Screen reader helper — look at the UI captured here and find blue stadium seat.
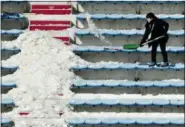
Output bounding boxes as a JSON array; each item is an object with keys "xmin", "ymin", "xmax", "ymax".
[
  {"xmin": 1, "ymin": 82, "xmax": 16, "ymax": 88},
  {"xmin": 101, "ymin": 118, "xmax": 119, "ymax": 124},
  {"xmin": 1, "ymin": 65, "xmax": 19, "ymax": 71},
  {"xmin": 169, "ymin": 47, "xmax": 184, "ymax": 53},
  {"xmin": 69, "ymin": 98, "xmax": 85, "ymax": 105},
  {"xmin": 75, "ymin": 29, "xmax": 90, "ymax": 36},
  {"xmin": 1, "ymin": 118, "xmax": 12, "ymax": 124},
  {"xmin": 104, "ymin": 64, "xmax": 120, "ymax": 70},
  {"xmin": 170, "ymin": 81, "xmax": 184, "ymax": 87},
  {"xmin": 67, "ymin": 117, "xmax": 85, "ymax": 125},
  {"xmin": 1, "ymin": 29, "xmax": 24, "ymax": 35},
  {"xmin": 136, "ymin": 99, "xmax": 153, "ymax": 105},
  {"xmin": 119, "ymin": 81, "xmax": 136, "ymax": 87},
  {"xmin": 153, "ymin": 118, "xmax": 170, "ymax": 124},
  {"xmin": 135, "ymin": 118, "xmax": 153, "ymax": 124},
  {"xmin": 103, "ymin": 30, "xmax": 121, "ymax": 36},
  {"xmin": 1, "ymin": 98, "xmax": 14, "ymax": 105},
  {"xmin": 72, "ymin": 65, "xmax": 88, "ymax": 71},
  {"xmin": 85, "ymin": 98, "xmax": 101, "ymax": 105},
  {"xmin": 73, "ymin": 46, "xmax": 89, "ymax": 52},
  {"xmin": 136, "ymin": 64, "xmax": 152, "ymax": 70},
  {"xmin": 118, "ymin": 118, "xmax": 135, "ymax": 124},
  {"xmin": 91, "ymin": 14, "xmax": 107, "ymax": 19},
  {"xmin": 88, "ymin": 64, "xmax": 104, "ymax": 70},
  {"xmin": 169, "ymin": 14, "xmax": 184, "ymax": 20},
  {"xmin": 1, "ymin": 48, "xmax": 21, "ymax": 53},
  {"xmin": 1, "ymin": 13, "xmax": 25, "ymax": 19},
  {"xmin": 170, "ymin": 99, "xmax": 184, "ymax": 106},
  {"xmin": 153, "ymin": 81, "xmax": 171, "ymax": 87},
  {"xmin": 120, "ymin": 63, "xmax": 136, "ymax": 69},
  {"xmin": 101, "ymin": 99, "xmax": 119, "ymax": 105},
  {"xmin": 85, "ymin": 118, "xmax": 101, "ymax": 124},
  {"xmin": 119, "ymin": 99, "xmax": 136, "ymax": 105},
  {"xmin": 107, "ymin": 14, "xmax": 123, "ymax": 19},
  {"xmin": 86, "ymin": 80, "xmax": 103, "ymax": 87},
  {"xmin": 152, "ymin": 99, "xmax": 170, "ymax": 106},
  {"xmin": 168, "ymin": 30, "xmax": 184, "ymax": 36},
  {"xmin": 136, "ymin": 81, "xmax": 153, "ymax": 87},
  {"xmin": 103, "ymin": 81, "xmax": 120, "ymax": 87},
  {"xmin": 170, "ymin": 117, "xmax": 184, "ymax": 125}
]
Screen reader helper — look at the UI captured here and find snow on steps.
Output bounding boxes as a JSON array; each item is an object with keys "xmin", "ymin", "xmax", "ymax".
[
  {"xmin": 67, "ymin": 112, "xmax": 184, "ymax": 125},
  {"xmin": 73, "ymin": 46, "xmax": 185, "ymax": 53},
  {"xmin": 76, "ymin": 14, "xmax": 184, "ymax": 20},
  {"xmin": 69, "ymin": 94, "xmax": 184, "ymax": 106},
  {"xmin": 72, "ymin": 63, "xmax": 184, "ymax": 70},
  {"xmin": 72, "ymin": 79, "xmax": 184, "ymax": 88},
  {"xmin": 2, "ymin": 46, "xmax": 184, "ymax": 53}
]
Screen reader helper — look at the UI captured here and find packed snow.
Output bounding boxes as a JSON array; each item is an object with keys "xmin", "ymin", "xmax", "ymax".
[{"xmin": 1, "ymin": 31, "xmax": 88, "ymax": 127}]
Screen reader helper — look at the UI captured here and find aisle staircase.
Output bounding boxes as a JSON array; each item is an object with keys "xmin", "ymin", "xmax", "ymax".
[{"xmin": 1, "ymin": 1, "xmax": 73, "ymax": 127}]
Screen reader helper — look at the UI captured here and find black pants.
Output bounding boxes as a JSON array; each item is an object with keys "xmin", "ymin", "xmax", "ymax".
[{"xmin": 151, "ymin": 37, "xmax": 168, "ymax": 63}]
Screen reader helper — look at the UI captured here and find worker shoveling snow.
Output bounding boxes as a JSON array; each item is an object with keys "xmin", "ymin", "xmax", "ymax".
[{"xmin": 1, "ymin": 31, "xmax": 88, "ymax": 127}]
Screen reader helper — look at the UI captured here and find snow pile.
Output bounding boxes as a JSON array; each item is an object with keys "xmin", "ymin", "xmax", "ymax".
[{"xmin": 2, "ymin": 31, "xmax": 88, "ymax": 127}]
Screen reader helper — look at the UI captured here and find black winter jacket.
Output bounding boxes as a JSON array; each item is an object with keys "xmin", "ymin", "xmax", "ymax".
[{"xmin": 140, "ymin": 17, "xmax": 169, "ymax": 46}]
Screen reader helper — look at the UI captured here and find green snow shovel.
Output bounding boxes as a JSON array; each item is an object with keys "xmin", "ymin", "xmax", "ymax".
[
  {"xmin": 104, "ymin": 35, "xmax": 166, "ymax": 50},
  {"xmin": 123, "ymin": 35, "xmax": 166, "ymax": 50}
]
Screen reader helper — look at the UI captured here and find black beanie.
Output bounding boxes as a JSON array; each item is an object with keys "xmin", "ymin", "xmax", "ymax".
[{"xmin": 146, "ymin": 12, "xmax": 155, "ymax": 18}]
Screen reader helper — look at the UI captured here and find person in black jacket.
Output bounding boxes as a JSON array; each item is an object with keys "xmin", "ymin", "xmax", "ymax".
[{"xmin": 139, "ymin": 12, "xmax": 169, "ymax": 67}]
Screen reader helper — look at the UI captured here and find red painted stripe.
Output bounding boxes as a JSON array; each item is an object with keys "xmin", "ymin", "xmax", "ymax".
[
  {"xmin": 32, "ymin": 4, "xmax": 71, "ymax": 9},
  {"xmin": 31, "ymin": 9, "xmax": 72, "ymax": 15},
  {"xmin": 29, "ymin": 25, "xmax": 70, "ymax": 31},
  {"xmin": 19, "ymin": 112, "xmax": 30, "ymax": 116},
  {"xmin": 54, "ymin": 37, "xmax": 70, "ymax": 42},
  {"xmin": 30, "ymin": 20, "xmax": 71, "ymax": 25}
]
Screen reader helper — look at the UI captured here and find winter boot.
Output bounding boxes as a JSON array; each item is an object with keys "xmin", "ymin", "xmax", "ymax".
[
  {"xmin": 148, "ymin": 62, "xmax": 156, "ymax": 67},
  {"xmin": 160, "ymin": 62, "xmax": 169, "ymax": 67}
]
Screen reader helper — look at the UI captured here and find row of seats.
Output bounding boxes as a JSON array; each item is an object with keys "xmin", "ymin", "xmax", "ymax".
[
  {"xmin": 67, "ymin": 116, "xmax": 184, "ymax": 125},
  {"xmin": 77, "ymin": 0, "xmax": 184, "ymax": 3},
  {"xmin": 73, "ymin": 46, "xmax": 184, "ymax": 53},
  {"xmin": 69, "ymin": 98, "xmax": 184, "ymax": 106},
  {"xmin": 2, "ymin": 63, "xmax": 183, "ymax": 72},
  {"xmin": 75, "ymin": 29, "xmax": 184, "ymax": 36},
  {"xmin": 72, "ymin": 63, "xmax": 184, "ymax": 70},
  {"xmin": 7, "ymin": 13, "xmax": 183, "ymax": 21},
  {"xmin": 72, "ymin": 80, "xmax": 184, "ymax": 87},
  {"xmin": 77, "ymin": 14, "xmax": 184, "ymax": 20},
  {"xmin": 1, "ymin": 29, "xmax": 184, "ymax": 36},
  {"xmin": 2, "ymin": 46, "xmax": 184, "ymax": 53}
]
